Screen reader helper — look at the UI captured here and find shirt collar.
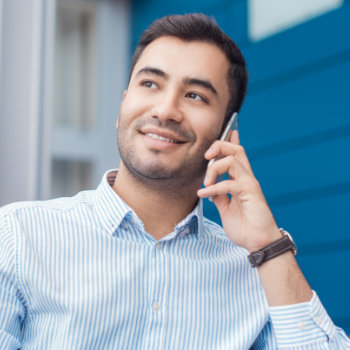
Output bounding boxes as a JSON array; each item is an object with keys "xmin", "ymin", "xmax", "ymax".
[
  {"xmin": 94, "ymin": 170, "xmax": 133, "ymax": 235},
  {"xmin": 94, "ymin": 169, "xmax": 205, "ymax": 239},
  {"xmin": 173, "ymin": 198, "xmax": 204, "ymax": 239}
]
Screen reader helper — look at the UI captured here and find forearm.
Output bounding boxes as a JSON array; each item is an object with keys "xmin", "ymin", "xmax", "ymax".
[
  {"xmin": 255, "ymin": 251, "xmax": 350, "ymax": 349},
  {"xmin": 199, "ymin": 133, "xmax": 349, "ymax": 347},
  {"xmin": 257, "ymin": 250, "xmax": 313, "ymax": 306}
]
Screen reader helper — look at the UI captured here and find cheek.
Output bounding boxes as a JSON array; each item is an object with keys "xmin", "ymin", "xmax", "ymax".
[
  {"xmin": 195, "ymin": 119, "xmax": 223, "ymax": 143},
  {"xmin": 120, "ymin": 96, "xmax": 146, "ymax": 125}
]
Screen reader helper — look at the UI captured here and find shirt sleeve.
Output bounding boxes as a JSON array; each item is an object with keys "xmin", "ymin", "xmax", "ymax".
[
  {"xmin": 0, "ymin": 211, "xmax": 25, "ymax": 349},
  {"xmin": 255, "ymin": 291, "xmax": 350, "ymax": 349}
]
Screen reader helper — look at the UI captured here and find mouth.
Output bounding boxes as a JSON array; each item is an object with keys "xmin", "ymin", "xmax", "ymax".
[
  {"xmin": 144, "ymin": 133, "xmax": 183, "ymax": 144},
  {"xmin": 139, "ymin": 127, "xmax": 187, "ymax": 145}
]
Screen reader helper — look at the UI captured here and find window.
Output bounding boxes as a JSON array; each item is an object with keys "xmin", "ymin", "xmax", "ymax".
[
  {"xmin": 54, "ymin": 1, "xmax": 96, "ymax": 129},
  {"xmin": 248, "ymin": 0, "xmax": 343, "ymax": 41},
  {"xmin": 51, "ymin": 159, "xmax": 93, "ymax": 197}
]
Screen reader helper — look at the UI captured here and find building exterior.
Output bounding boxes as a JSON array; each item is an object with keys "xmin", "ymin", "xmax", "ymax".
[{"xmin": 0, "ymin": 0, "xmax": 129, "ymax": 203}]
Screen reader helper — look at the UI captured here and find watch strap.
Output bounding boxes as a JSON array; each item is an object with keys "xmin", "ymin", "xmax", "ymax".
[{"xmin": 248, "ymin": 230, "xmax": 296, "ymax": 267}]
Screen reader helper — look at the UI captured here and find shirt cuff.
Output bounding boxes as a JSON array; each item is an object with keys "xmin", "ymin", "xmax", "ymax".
[{"xmin": 268, "ymin": 291, "xmax": 337, "ymax": 348}]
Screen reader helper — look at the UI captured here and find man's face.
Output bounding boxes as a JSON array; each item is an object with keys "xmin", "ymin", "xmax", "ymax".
[{"xmin": 117, "ymin": 36, "xmax": 230, "ymax": 189}]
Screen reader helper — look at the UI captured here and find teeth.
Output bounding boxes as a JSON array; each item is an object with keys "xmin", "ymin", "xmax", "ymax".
[{"xmin": 146, "ymin": 133, "xmax": 179, "ymax": 143}]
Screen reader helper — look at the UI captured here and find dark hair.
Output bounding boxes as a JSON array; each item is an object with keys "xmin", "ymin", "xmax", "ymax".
[{"xmin": 130, "ymin": 13, "xmax": 248, "ymax": 127}]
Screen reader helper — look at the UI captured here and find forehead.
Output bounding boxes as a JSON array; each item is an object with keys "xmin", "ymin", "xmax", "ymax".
[{"xmin": 132, "ymin": 36, "xmax": 230, "ymax": 90}]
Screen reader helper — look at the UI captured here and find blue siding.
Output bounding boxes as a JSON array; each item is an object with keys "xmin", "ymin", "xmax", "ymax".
[
  {"xmin": 243, "ymin": 59, "xmax": 350, "ymax": 148},
  {"xmin": 252, "ymin": 136, "xmax": 350, "ymax": 199},
  {"xmin": 131, "ymin": 0, "xmax": 350, "ymax": 333},
  {"xmin": 298, "ymin": 250, "xmax": 350, "ymax": 328}
]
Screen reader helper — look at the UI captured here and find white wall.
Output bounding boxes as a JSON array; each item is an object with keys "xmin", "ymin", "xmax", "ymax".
[
  {"xmin": 0, "ymin": 0, "xmax": 54, "ymax": 205},
  {"xmin": 0, "ymin": 0, "xmax": 129, "ymax": 206}
]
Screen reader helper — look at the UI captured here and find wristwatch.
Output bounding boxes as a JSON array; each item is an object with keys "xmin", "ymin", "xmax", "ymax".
[{"xmin": 248, "ymin": 229, "xmax": 297, "ymax": 268}]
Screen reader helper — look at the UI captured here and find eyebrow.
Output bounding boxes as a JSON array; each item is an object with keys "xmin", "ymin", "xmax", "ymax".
[
  {"xmin": 136, "ymin": 66, "xmax": 218, "ymax": 96},
  {"xmin": 136, "ymin": 66, "xmax": 169, "ymax": 79},
  {"xmin": 183, "ymin": 77, "xmax": 218, "ymax": 96}
]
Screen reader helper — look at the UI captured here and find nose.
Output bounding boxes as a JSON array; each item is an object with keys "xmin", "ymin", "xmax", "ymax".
[{"xmin": 150, "ymin": 89, "xmax": 183, "ymax": 123}]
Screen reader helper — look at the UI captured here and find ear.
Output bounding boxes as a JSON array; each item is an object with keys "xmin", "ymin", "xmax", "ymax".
[{"xmin": 116, "ymin": 90, "xmax": 128, "ymax": 129}]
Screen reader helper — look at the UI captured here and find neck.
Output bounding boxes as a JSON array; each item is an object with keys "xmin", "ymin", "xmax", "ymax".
[{"xmin": 112, "ymin": 163, "xmax": 201, "ymax": 240}]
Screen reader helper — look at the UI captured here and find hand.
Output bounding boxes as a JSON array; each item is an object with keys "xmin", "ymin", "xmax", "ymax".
[{"xmin": 197, "ymin": 130, "xmax": 281, "ymax": 252}]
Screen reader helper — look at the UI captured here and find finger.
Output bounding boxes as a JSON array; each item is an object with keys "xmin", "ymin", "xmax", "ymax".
[
  {"xmin": 205, "ymin": 143, "xmax": 253, "ymax": 176},
  {"xmin": 205, "ymin": 141, "xmax": 246, "ymax": 162},
  {"xmin": 212, "ymin": 193, "xmax": 246, "ymax": 224},
  {"xmin": 211, "ymin": 192, "xmax": 230, "ymax": 211},
  {"xmin": 204, "ymin": 155, "xmax": 249, "ymax": 187},
  {"xmin": 198, "ymin": 179, "xmax": 242, "ymax": 198},
  {"xmin": 230, "ymin": 129, "xmax": 240, "ymax": 145}
]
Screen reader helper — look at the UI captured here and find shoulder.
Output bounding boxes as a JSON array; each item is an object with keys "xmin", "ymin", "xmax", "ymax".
[
  {"xmin": 0, "ymin": 190, "xmax": 96, "ymax": 231},
  {"xmin": 202, "ymin": 216, "xmax": 225, "ymax": 236},
  {"xmin": 201, "ymin": 216, "xmax": 230, "ymax": 242},
  {"xmin": 200, "ymin": 216, "xmax": 262, "ymax": 286},
  {"xmin": 1, "ymin": 190, "xmax": 94, "ymax": 212},
  {"xmin": 201, "ymin": 216, "xmax": 248, "ymax": 255}
]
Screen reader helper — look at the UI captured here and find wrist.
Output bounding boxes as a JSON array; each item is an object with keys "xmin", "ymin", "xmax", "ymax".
[
  {"xmin": 247, "ymin": 227, "xmax": 282, "ymax": 253},
  {"xmin": 248, "ymin": 229, "xmax": 297, "ymax": 268}
]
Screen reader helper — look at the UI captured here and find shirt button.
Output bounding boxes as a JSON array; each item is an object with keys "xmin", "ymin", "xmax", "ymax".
[
  {"xmin": 152, "ymin": 302, "xmax": 160, "ymax": 311},
  {"xmin": 297, "ymin": 321, "xmax": 306, "ymax": 330},
  {"xmin": 315, "ymin": 317, "xmax": 322, "ymax": 325},
  {"xmin": 155, "ymin": 243, "xmax": 162, "ymax": 250}
]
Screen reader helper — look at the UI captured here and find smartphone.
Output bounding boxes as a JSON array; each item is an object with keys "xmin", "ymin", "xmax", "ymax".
[
  {"xmin": 207, "ymin": 112, "xmax": 239, "ymax": 168},
  {"xmin": 205, "ymin": 112, "xmax": 238, "ymax": 201}
]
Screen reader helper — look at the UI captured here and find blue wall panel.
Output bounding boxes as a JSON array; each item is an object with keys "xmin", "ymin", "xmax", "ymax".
[
  {"xmin": 242, "ymin": 59, "xmax": 350, "ymax": 148},
  {"xmin": 272, "ymin": 193, "xmax": 350, "ymax": 247},
  {"xmin": 298, "ymin": 250, "xmax": 350, "ymax": 324},
  {"xmin": 130, "ymin": 0, "xmax": 248, "ymax": 52},
  {"xmin": 252, "ymin": 136, "xmax": 350, "ymax": 198},
  {"xmin": 243, "ymin": 5, "xmax": 350, "ymax": 84},
  {"xmin": 131, "ymin": 0, "xmax": 350, "ymax": 334}
]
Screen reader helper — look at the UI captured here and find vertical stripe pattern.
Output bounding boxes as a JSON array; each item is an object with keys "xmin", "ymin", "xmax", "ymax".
[{"xmin": 0, "ymin": 170, "xmax": 349, "ymax": 349}]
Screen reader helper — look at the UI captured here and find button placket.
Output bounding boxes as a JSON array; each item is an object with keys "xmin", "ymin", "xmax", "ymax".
[
  {"xmin": 152, "ymin": 301, "xmax": 161, "ymax": 312},
  {"xmin": 143, "ymin": 241, "xmax": 168, "ymax": 349}
]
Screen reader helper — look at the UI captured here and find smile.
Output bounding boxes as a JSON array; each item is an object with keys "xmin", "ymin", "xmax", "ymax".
[{"xmin": 145, "ymin": 133, "xmax": 182, "ymax": 144}]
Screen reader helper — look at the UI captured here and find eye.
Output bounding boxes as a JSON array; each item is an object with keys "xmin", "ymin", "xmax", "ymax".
[
  {"xmin": 141, "ymin": 80, "xmax": 157, "ymax": 89},
  {"xmin": 186, "ymin": 92, "xmax": 208, "ymax": 103}
]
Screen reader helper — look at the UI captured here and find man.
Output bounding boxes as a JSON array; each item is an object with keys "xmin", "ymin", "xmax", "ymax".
[{"xmin": 0, "ymin": 13, "xmax": 349, "ymax": 349}]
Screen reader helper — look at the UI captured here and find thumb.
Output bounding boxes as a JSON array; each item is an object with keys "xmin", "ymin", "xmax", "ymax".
[{"xmin": 212, "ymin": 193, "xmax": 230, "ymax": 213}]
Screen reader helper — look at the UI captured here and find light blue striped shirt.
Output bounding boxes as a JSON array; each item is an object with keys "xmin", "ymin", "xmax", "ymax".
[{"xmin": 0, "ymin": 170, "xmax": 349, "ymax": 349}]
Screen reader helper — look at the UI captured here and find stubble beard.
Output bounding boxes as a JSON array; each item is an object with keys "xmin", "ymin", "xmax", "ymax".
[{"xmin": 117, "ymin": 122, "xmax": 215, "ymax": 195}]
